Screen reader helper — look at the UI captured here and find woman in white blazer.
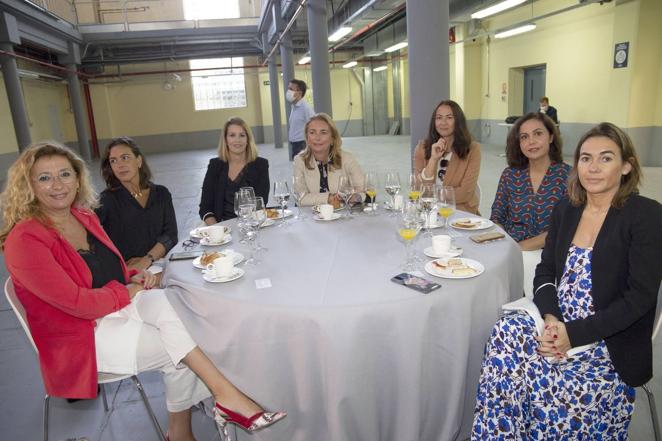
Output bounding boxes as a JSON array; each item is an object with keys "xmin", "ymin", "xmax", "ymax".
[{"xmin": 293, "ymin": 113, "xmax": 365, "ymax": 207}]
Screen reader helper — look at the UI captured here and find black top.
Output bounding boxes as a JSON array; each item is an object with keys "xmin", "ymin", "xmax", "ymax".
[
  {"xmin": 78, "ymin": 232, "xmax": 125, "ymax": 288},
  {"xmin": 542, "ymin": 106, "xmax": 559, "ymax": 124},
  {"xmin": 534, "ymin": 195, "xmax": 662, "ymax": 386},
  {"xmin": 199, "ymin": 157, "xmax": 270, "ymax": 221},
  {"xmin": 96, "ymin": 183, "xmax": 178, "ymax": 261},
  {"xmin": 223, "ymin": 172, "xmax": 246, "ymax": 220}
]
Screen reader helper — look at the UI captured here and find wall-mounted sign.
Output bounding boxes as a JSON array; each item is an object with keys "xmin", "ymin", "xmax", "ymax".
[
  {"xmin": 263, "ymin": 80, "xmax": 270, "ymax": 85},
  {"xmin": 613, "ymin": 42, "xmax": 629, "ymax": 68}
]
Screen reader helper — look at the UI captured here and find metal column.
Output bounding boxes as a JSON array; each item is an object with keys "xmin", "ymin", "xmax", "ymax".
[
  {"xmin": 262, "ymin": 33, "xmax": 283, "ymax": 148},
  {"xmin": 65, "ymin": 64, "xmax": 92, "ymax": 159},
  {"xmin": 0, "ymin": 42, "xmax": 31, "ymax": 151},
  {"xmin": 274, "ymin": 1, "xmax": 295, "ymax": 125},
  {"xmin": 406, "ymin": 0, "xmax": 450, "ymax": 153},
  {"xmin": 306, "ymin": 0, "xmax": 332, "ymax": 115}
]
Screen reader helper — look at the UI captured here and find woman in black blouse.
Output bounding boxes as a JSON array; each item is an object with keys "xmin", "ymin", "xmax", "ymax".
[
  {"xmin": 199, "ymin": 117, "xmax": 270, "ymax": 225},
  {"xmin": 97, "ymin": 137, "xmax": 178, "ymax": 271}
]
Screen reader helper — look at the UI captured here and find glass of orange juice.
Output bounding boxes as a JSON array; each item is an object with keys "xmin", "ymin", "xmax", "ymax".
[
  {"xmin": 397, "ymin": 201, "xmax": 423, "ymax": 270},
  {"xmin": 408, "ymin": 173, "xmax": 421, "ymax": 201},
  {"xmin": 365, "ymin": 171, "xmax": 378, "ymax": 215},
  {"xmin": 437, "ymin": 186, "xmax": 456, "ymax": 231}
]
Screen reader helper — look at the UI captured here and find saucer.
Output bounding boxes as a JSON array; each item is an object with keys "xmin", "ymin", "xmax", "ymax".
[
  {"xmin": 202, "ymin": 267, "xmax": 245, "ymax": 283},
  {"xmin": 423, "ymin": 246, "xmax": 463, "ymax": 258},
  {"xmin": 200, "ymin": 235, "xmax": 232, "ymax": 246},
  {"xmin": 190, "ymin": 225, "xmax": 231, "ymax": 239},
  {"xmin": 193, "ymin": 250, "xmax": 244, "ymax": 269},
  {"xmin": 313, "ymin": 213, "xmax": 342, "ymax": 221}
]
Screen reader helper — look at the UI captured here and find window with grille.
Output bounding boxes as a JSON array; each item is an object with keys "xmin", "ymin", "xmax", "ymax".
[{"xmin": 189, "ymin": 58, "xmax": 246, "ymax": 111}]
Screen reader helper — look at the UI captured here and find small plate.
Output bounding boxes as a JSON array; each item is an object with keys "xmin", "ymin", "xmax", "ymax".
[
  {"xmin": 192, "ymin": 251, "xmax": 244, "ymax": 269},
  {"xmin": 450, "ymin": 218, "xmax": 494, "ymax": 231},
  {"xmin": 202, "ymin": 267, "xmax": 245, "ymax": 283},
  {"xmin": 423, "ymin": 246, "xmax": 463, "ymax": 259},
  {"xmin": 424, "ymin": 257, "xmax": 485, "ymax": 279},
  {"xmin": 260, "ymin": 218, "xmax": 276, "ymax": 228},
  {"xmin": 200, "ymin": 235, "xmax": 232, "ymax": 246},
  {"xmin": 265, "ymin": 209, "xmax": 293, "ymax": 220},
  {"xmin": 313, "ymin": 213, "xmax": 342, "ymax": 221},
  {"xmin": 312, "ymin": 205, "xmax": 344, "ymax": 214},
  {"xmin": 190, "ymin": 225, "xmax": 231, "ymax": 239}
]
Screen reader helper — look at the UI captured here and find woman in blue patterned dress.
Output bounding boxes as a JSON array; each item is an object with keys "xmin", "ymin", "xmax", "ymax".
[
  {"xmin": 472, "ymin": 123, "xmax": 662, "ymax": 439},
  {"xmin": 491, "ymin": 113, "xmax": 571, "ymax": 251}
]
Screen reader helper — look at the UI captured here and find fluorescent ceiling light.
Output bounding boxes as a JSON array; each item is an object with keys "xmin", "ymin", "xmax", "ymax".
[
  {"xmin": 471, "ymin": 0, "xmax": 527, "ymax": 19},
  {"xmin": 365, "ymin": 51, "xmax": 383, "ymax": 57},
  {"xmin": 343, "ymin": 61, "xmax": 358, "ymax": 69},
  {"xmin": 494, "ymin": 23, "xmax": 536, "ymax": 39},
  {"xmin": 373, "ymin": 65, "xmax": 387, "ymax": 72},
  {"xmin": 297, "ymin": 56, "xmax": 311, "ymax": 65},
  {"xmin": 384, "ymin": 42, "xmax": 408, "ymax": 53},
  {"xmin": 328, "ymin": 27, "xmax": 352, "ymax": 42}
]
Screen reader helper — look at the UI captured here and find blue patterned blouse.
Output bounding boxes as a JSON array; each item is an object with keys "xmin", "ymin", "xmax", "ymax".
[{"xmin": 490, "ymin": 162, "xmax": 571, "ymax": 242}]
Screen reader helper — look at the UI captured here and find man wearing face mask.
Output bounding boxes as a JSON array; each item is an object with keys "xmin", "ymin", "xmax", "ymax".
[
  {"xmin": 286, "ymin": 79, "xmax": 315, "ymax": 161},
  {"xmin": 539, "ymin": 96, "xmax": 559, "ymax": 124}
]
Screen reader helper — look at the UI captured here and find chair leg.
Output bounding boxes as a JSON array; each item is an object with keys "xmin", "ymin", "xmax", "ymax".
[
  {"xmin": 43, "ymin": 394, "xmax": 50, "ymax": 441},
  {"xmin": 101, "ymin": 383, "xmax": 109, "ymax": 412},
  {"xmin": 131, "ymin": 375, "xmax": 167, "ymax": 441},
  {"xmin": 643, "ymin": 383, "xmax": 662, "ymax": 441}
]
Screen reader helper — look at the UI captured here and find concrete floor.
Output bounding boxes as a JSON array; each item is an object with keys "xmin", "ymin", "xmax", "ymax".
[{"xmin": 1, "ymin": 135, "xmax": 660, "ymax": 441}]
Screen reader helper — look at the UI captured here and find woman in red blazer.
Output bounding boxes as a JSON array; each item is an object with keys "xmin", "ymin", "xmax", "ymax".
[{"xmin": 0, "ymin": 142, "xmax": 285, "ymax": 440}]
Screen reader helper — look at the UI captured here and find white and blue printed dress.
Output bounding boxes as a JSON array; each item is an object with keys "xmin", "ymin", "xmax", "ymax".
[{"xmin": 472, "ymin": 245, "xmax": 635, "ymax": 440}]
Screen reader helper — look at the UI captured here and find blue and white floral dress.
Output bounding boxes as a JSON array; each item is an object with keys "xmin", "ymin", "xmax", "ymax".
[{"xmin": 472, "ymin": 245, "xmax": 635, "ymax": 440}]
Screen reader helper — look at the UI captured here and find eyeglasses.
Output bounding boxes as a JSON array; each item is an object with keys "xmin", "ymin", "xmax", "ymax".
[
  {"xmin": 181, "ymin": 239, "xmax": 199, "ymax": 251},
  {"xmin": 437, "ymin": 159, "xmax": 449, "ymax": 181},
  {"xmin": 32, "ymin": 169, "xmax": 77, "ymax": 188}
]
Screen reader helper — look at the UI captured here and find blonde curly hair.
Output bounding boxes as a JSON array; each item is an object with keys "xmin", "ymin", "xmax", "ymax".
[{"xmin": 0, "ymin": 141, "xmax": 97, "ymax": 249}]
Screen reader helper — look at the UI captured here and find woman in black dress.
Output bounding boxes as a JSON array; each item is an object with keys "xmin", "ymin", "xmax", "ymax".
[{"xmin": 199, "ymin": 117, "xmax": 270, "ymax": 225}]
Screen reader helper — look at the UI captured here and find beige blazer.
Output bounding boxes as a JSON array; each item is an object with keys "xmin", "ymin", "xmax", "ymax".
[
  {"xmin": 293, "ymin": 150, "xmax": 365, "ymax": 206},
  {"xmin": 413, "ymin": 140, "xmax": 481, "ymax": 214}
]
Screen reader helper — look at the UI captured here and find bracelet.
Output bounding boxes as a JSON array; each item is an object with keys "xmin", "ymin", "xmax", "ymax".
[{"xmin": 420, "ymin": 167, "xmax": 433, "ymax": 181}]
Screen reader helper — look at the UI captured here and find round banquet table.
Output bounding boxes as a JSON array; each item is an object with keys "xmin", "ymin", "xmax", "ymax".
[{"xmin": 164, "ymin": 210, "xmax": 523, "ymax": 441}]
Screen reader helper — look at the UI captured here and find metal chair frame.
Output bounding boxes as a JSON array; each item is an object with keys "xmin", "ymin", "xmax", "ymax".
[{"xmin": 4, "ymin": 278, "xmax": 166, "ymax": 441}]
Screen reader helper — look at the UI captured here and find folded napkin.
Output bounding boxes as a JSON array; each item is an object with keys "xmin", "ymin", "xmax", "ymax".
[{"xmin": 502, "ymin": 297, "xmax": 595, "ymax": 359}]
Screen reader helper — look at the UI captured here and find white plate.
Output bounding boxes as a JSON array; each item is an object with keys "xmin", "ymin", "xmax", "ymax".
[
  {"xmin": 200, "ymin": 235, "xmax": 232, "ymax": 246},
  {"xmin": 265, "ymin": 209, "xmax": 293, "ymax": 220},
  {"xmin": 423, "ymin": 246, "xmax": 463, "ymax": 259},
  {"xmin": 450, "ymin": 217, "xmax": 494, "ymax": 231},
  {"xmin": 313, "ymin": 213, "xmax": 342, "ymax": 221},
  {"xmin": 260, "ymin": 218, "xmax": 276, "ymax": 228},
  {"xmin": 202, "ymin": 267, "xmax": 245, "ymax": 283},
  {"xmin": 311, "ymin": 205, "xmax": 344, "ymax": 215},
  {"xmin": 424, "ymin": 257, "xmax": 485, "ymax": 279},
  {"xmin": 190, "ymin": 225, "xmax": 231, "ymax": 239},
  {"xmin": 192, "ymin": 251, "xmax": 245, "ymax": 269}
]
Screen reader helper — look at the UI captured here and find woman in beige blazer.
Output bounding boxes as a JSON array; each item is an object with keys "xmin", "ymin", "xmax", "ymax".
[
  {"xmin": 293, "ymin": 113, "xmax": 365, "ymax": 207},
  {"xmin": 413, "ymin": 100, "xmax": 481, "ymax": 214}
]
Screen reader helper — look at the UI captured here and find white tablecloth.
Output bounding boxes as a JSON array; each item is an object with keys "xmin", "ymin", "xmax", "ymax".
[{"xmin": 164, "ymin": 210, "xmax": 523, "ymax": 441}]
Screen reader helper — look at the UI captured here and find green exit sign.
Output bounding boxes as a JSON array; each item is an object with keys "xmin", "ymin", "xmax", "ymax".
[{"xmin": 263, "ymin": 80, "xmax": 270, "ymax": 85}]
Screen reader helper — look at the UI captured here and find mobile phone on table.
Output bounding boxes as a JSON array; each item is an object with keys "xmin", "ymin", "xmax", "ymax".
[
  {"xmin": 470, "ymin": 231, "xmax": 505, "ymax": 244},
  {"xmin": 169, "ymin": 251, "xmax": 203, "ymax": 261},
  {"xmin": 391, "ymin": 273, "xmax": 441, "ymax": 294}
]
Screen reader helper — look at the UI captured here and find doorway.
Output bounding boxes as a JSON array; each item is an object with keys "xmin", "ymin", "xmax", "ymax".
[{"xmin": 523, "ymin": 65, "xmax": 546, "ymax": 114}]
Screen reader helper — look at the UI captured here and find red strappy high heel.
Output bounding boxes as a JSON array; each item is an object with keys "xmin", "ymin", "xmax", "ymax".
[{"xmin": 213, "ymin": 402, "xmax": 286, "ymax": 440}]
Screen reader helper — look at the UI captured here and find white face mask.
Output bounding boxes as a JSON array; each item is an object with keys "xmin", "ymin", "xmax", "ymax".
[{"xmin": 286, "ymin": 90, "xmax": 296, "ymax": 103}]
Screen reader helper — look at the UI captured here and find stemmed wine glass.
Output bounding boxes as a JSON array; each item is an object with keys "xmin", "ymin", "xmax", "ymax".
[
  {"xmin": 291, "ymin": 175, "xmax": 308, "ymax": 221},
  {"xmin": 234, "ymin": 188, "xmax": 255, "ymax": 243},
  {"xmin": 384, "ymin": 171, "xmax": 401, "ymax": 215},
  {"xmin": 273, "ymin": 180, "xmax": 290, "ymax": 227},
  {"xmin": 408, "ymin": 173, "xmax": 422, "ymax": 202},
  {"xmin": 252, "ymin": 196, "xmax": 268, "ymax": 252},
  {"xmin": 245, "ymin": 197, "xmax": 266, "ymax": 265},
  {"xmin": 419, "ymin": 184, "xmax": 437, "ymax": 236},
  {"xmin": 437, "ymin": 185, "xmax": 457, "ymax": 236},
  {"xmin": 337, "ymin": 175, "xmax": 354, "ymax": 219},
  {"xmin": 364, "ymin": 171, "xmax": 378, "ymax": 215},
  {"xmin": 396, "ymin": 200, "xmax": 424, "ymax": 271}
]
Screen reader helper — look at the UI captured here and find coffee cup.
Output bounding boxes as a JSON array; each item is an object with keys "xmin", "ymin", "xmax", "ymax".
[
  {"xmin": 206, "ymin": 255, "xmax": 234, "ymax": 278},
  {"xmin": 203, "ymin": 225, "xmax": 226, "ymax": 243},
  {"xmin": 319, "ymin": 204, "xmax": 334, "ymax": 220},
  {"xmin": 432, "ymin": 234, "xmax": 451, "ymax": 255},
  {"xmin": 393, "ymin": 194, "xmax": 404, "ymax": 210}
]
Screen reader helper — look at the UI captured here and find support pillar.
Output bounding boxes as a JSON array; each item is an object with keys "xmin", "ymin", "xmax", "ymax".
[
  {"xmin": 60, "ymin": 43, "xmax": 92, "ymax": 160},
  {"xmin": 274, "ymin": 1, "xmax": 295, "ymax": 124},
  {"xmin": 262, "ymin": 33, "xmax": 283, "ymax": 148},
  {"xmin": 406, "ymin": 0, "xmax": 450, "ymax": 153},
  {"xmin": 306, "ymin": 0, "xmax": 332, "ymax": 115}
]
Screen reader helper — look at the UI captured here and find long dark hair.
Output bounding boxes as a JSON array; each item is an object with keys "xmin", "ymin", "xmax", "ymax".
[
  {"xmin": 423, "ymin": 100, "xmax": 473, "ymax": 160},
  {"xmin": 101, "ymin": 136, "xmax": 152, "ymax": 190},
  {"xmin": 506, "ymin": 112, "xmax": 563, "ymax": 168}
]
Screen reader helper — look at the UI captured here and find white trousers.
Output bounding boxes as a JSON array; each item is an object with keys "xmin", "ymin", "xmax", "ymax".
[{"xmin": 95, "ymin": 289, "xmax": 212, "ymax": 412}]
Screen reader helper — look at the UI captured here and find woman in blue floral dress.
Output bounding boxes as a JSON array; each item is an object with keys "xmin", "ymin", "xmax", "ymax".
[{"xmin": 473, "ymin": 123, "xmax": 662, "ymax": 439}]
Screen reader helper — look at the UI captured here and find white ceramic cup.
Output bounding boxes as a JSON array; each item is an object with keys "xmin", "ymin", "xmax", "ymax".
[
  {"xmin": 204, "ymin": 225, "xmax": 226, "ymax": 243},
  {"xmin": 206, "ymin": 255, "xmax": 234, "ymax": 278},
  {"xmin": 319, "ymin": 204, "xmax": 334, "ymax": 220},
  {"xmin": 432, "ymin": 234, "xmax": 452, "ymax": 255},
  {"xmin": 393, "ymin": 194, "xmax": 404, "ymax": 210}
]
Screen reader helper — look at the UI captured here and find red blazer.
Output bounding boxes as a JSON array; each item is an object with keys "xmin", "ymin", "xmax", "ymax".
[{"xmin": 4, "ymin": 207, "xmax": 132, "ymax": 398}]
